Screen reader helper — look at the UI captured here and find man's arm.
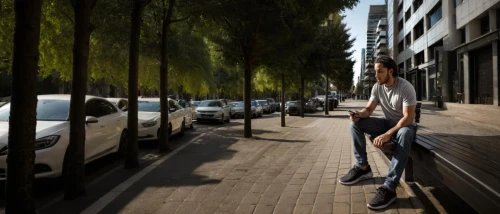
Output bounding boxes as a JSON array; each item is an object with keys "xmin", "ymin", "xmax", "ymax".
[
  {"xmin": 349, "ymin": 100, "xmax": 377, "ymax": 122},
  {"xmin": 357, "ymin": 100, "xmax": 377, "ymax": 118},
  {"xmin": 373, "ymin": 105, "xmax": 416, "ymax": 148}
]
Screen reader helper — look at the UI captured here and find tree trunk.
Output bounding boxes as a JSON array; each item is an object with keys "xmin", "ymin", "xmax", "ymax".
[
  {"xmin": 243, "ymin": 48, "xmax": 252, "ymax": 138},
  {"xmin": 158, "ymin": 0, "xmax": 176, "ymax": 151},
  {"xmin": 6, "ymin": 0, "xmax": 42, "ymax": 213},
  {"xmin": 300, "ymin": 75, "xmax": 304, "ymax": 118},
  {"xmin": 125, "ymin": 0, "xmax": 148, "ymax": 168},
  {"xmin": 324, "ymin": 75, "xmax": 329, "ymax": 115},
  {"xmin": 281, "ymin": 73, "xmax": 285, "ymax": 127},
  {"xmin": 64, "ymin": 0, "xmax": 96, "ymax": 199}
]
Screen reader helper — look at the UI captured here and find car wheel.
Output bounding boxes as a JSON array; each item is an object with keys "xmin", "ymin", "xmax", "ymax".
[
  {"xmin": 180, "ymin": 120, "xmax": 186, "ymax": 136},
  {"xmin": 118, "ymin": 130, "xmax": 127, "ymax": 156}
]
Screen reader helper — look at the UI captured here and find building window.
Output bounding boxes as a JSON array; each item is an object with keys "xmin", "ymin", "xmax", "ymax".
[
  {"xmin": 497, "ymin": 9, "xmax": 500, "ymax": 29},
  {"xmin": 414, "ymin": 20, "xmax": 424, "ymax": 40},
  {"xmin": 480, "ymin": 15, "xmax": 490, "ymax": 35},
  {"xmin": 428, "ymin": 40, "xmax": 443, "ymax": 61},
  {"xmin": 428, "ymin": 47, "xmax": 435, "ymax": 61},
  {"xmin": 398, "ymin": 19, "xmax": 404, "ymax": 31},
  {"xmin": 405, "ymin": 8, "xmax": 412, "ymax": 22},
  {"xmin": 413, "ymin": 0, "xmax": 423, "ymax": 12},
  {"xmin": 398, "ymin": 41, "xmax": 404, "ymax": 53},
  {"xmin": 460, "ymin": 28, "xmax": 466, "ymax": 44},
  {"xmin": 398, "ymin": 2, "xmax": 403, "ymax": 14},
  {"xmin": 415, "ymin": 51, "xmax": 425, "ymax": 66},
  {"xmin": 405, "ymin": 33, "xmax": 412, "ymax": 47},
  {"xmin": 428, "ymin": 1, "xmax": 442, "ymax": 29},
  {"xmin": 406, "ymin": 58, "xmax": 412, "ymax": 70}
]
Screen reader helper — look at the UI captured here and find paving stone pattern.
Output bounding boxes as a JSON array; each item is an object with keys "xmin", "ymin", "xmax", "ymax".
[{"xmin": 96, "ymin": 108, "xmax": 420, "ymax": 214}]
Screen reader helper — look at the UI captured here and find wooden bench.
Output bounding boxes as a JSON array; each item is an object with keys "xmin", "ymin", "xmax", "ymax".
[{"xmin": 369, "ymin": 103, "xmax": 500, "ymax": 213}]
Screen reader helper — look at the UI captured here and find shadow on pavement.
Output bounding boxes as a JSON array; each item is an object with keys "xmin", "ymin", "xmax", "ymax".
[
  {"xmin": 38, "ymin": 126, "xmax": 241, "ymax": 214},
  {"xmin": 252, "ymin": 136, "xmax": 309, "ymax": 143}
]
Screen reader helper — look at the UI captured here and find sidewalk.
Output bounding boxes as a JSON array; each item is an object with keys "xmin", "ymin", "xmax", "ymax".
[{"xmin": 39, "ymin": 102, "xmax": 424, "ymax": 214}]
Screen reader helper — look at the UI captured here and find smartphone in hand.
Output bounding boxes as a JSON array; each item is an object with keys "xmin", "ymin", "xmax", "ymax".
[{"xmin": 347, "ymin": 110, "xmax": 359, "ymax": 118}]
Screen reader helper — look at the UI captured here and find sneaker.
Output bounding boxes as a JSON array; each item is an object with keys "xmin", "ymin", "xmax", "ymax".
[
  {"xmin": 367, "ymin": 186, "xmax": 397, "ymax": 210},
  {"xmin": 338, "ymin": 165, "xmax": 373, "ymax": 185}
]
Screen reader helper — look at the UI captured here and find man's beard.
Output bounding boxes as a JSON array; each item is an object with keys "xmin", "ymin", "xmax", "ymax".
[{"xmin": 377, "ymin": 75, "xmax": 390, "ymax": 85}]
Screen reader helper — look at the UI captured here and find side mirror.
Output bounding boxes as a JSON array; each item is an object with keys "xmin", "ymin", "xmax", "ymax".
[
  {"xmin": 169, "ymin": 108, "xmax": 176, "ymax": 112},
  {"xmin": 86, "ymin": 116, "xmax": 98, "ymax": 124}
]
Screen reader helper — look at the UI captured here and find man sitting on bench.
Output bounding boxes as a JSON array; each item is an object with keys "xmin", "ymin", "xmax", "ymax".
[{"xmin": 338, "ymin": 55, "xmax": 417, "ymax": 210}]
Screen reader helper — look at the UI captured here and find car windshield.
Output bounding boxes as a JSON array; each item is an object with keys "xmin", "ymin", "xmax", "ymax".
[
  {"xmin": 192, "ymin": 101, "xmax": 201, "ymax": 106},
  {"xmin": 229, "ymin": 103, "xmax": 238, "ymax": 107},
  {"xmin": 138, "ymin": 101, "xmax": 160, "ymax": 112},
  {"xmin": 236, "ymin": 101, "xmax": 257, "ymax": 107},
  {"xmin": 0, "ymin": 99, "xmax": 71, "ymax": 121},
  {"xmin": 257, "ymin": 100, "xmax": 267, "ymax": 105},
  {"xmin": 199, "ymin": 101, "xmax": 221, "ymax": 107}
]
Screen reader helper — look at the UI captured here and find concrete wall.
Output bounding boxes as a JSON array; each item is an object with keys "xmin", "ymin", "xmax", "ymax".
[{"xmin": 456, "ymin": 0, "xmax": 500, "ymax": 29}]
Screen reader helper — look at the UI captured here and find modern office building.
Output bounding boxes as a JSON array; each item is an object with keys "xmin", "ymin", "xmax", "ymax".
[
  {"xmin": 387, "ymin": 0, "xmax": 460, "ymax": 102},
  {"xmin": 375, "ymin": 18, "xmax": 389, "ymax": 57},
  {"xmin": 367, "ymin": 5, "xmax": 388, "ymax": 60},
  {"xmin": 360, "ymin": 48, "xmax": 366, "ymax": 82},
  {"xmin": 455, "ymin": 0, "xmax": 500, "ymax": 106}
]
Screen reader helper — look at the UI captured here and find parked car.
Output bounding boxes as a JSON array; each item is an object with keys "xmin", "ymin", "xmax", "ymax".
[
  {"xmin": 266, "ymin": 98, "xmax": 278, "ymax": 113},
  {"xmin": 229, "ymin": 102, "xmax": 239, "ymax": 118},
  {"xmin": 106, "ymin": 98, "xmax": 128, "ymax": 111},
  {"xmin": 0, "ymin": 102, "xmax": 6, "ymax": 108},
  {"xmin": 195, "ymin": 100, "xmax": 231, "ymax": 123},
  {"xmin": 232, "ymin": 101, "xmax": 263, "ymax": 118},
  {"xmin": 0, "ymin": 95, "xmax": 127, "ymax": 180},
  {"xmin": 305, "ymin": 99, "xmax": 317, "ymax": 113},
  {"xmin": 137, "ymin": 98, "xmax": 186, "ymax": 141},
  {"xmin": 191, "ymin": 101, "xmax": 202, "ymax": 108},
  {"xmin": 287, "ymin": 101, "xmax": 301, "ymax": 116},
  {"xmin": 177, "ymin": 99, "xmax": 195, "ymax": 128},
  {"xmin": 257, "ymin": 100, "xmax": 271, "ymax": 113}
]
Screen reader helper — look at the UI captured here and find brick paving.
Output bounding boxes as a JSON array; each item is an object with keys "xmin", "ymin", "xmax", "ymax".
[{"xmin": 74, "ymin": 103, "xmax": 424, "ymax": 214}]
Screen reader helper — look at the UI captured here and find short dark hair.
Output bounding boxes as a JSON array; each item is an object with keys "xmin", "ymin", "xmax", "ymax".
[{"xmin": 375, "ymin": 55, "xmax": 398, "ymax": 77}]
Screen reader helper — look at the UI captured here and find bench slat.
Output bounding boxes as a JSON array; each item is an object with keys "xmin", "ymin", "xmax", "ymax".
[
  {"xmin": 419, "ymin": 133, "xmax": 500, "ymax": 168},
  {"xmin": 416, "ymin": 134, "xmax": 500, "ymax": 179},
  {"xmin": 410, "ymin": 144, "xmax": 500, "ymax": 214}
]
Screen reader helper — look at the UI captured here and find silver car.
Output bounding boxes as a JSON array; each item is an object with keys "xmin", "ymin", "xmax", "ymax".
[
  {"xmin": 195, "ymin": 100, "xmax": 231, "ymax": 123},
  {"xmin": 232, "ymin": 101, "xmax": 263, "ymax": 118}
]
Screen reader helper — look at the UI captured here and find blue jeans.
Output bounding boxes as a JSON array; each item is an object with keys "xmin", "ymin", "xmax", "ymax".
[{"xmin": 350, "ymin": 117, "xmax": 416, "ymax": 190}]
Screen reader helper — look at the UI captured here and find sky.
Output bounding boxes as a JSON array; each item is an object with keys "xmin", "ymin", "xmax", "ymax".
[{"xmin": 342, "ymin": 0, "xmax": 387, "ymax": 85}]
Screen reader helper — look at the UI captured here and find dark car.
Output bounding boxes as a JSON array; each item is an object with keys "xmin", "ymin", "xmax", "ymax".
[
  {"xmin": 287, "ymin": 101, "xmax": 301, "ymax": 116},
  {"xmin": 266, "ymin": 98, "xmax": 278, "ymax": 113}
]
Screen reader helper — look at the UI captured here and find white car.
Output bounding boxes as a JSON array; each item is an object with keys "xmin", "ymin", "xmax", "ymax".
[
  {"xmin": 195, "ymin": 100, "xmax": 231, "ymax": 123},
  {"xmin": 106, "ymin": 98, "xmax": 128, "ymax": 112},
  {"xmin": 0, "ymin": 95, "xmax": 128, "ymax": 180},
  {"xmin": 177, "ymin": 99, "xmax": 195, "ymax": 127},
  {"xmin": 137, "ymin": 98, "xmax": 186, "ymax": 141}
]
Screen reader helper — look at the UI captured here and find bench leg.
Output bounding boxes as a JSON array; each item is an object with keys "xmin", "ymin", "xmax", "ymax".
[{"xmin": 405, "ymin": 156, "xmax": 414, "ymax": 182}]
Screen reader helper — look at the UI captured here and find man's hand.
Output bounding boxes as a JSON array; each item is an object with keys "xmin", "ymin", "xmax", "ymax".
[
  {"xmin": 348, "ymin": 110, "xmax": 360, "ymax": 123},
  {"xmin": 373, "ymin": 133, "xmax": 391, "ymax": 148}
]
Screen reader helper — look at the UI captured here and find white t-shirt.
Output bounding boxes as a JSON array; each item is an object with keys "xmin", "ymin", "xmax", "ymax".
[{"xmin": 369, "ymin": 77, "xmax": 417, "ymax": 123}]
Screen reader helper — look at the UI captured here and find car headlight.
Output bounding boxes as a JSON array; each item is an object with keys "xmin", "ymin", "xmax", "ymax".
[
  {"xmin": 35, "ymin": 135, "xmax": 60, "ymax": 150},
  {"xmin": 0, "ymin": 135, "xmax": 61, "ymax": 156},
  {"xmin": 142, "ymin": 120, "xmax": 157, "ymax": 127}
]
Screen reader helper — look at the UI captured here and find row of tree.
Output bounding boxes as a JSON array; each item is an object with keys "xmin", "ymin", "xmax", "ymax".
[{"xmin": 1, "ymin": 0, "xmax": 358, "ymax": 213}]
